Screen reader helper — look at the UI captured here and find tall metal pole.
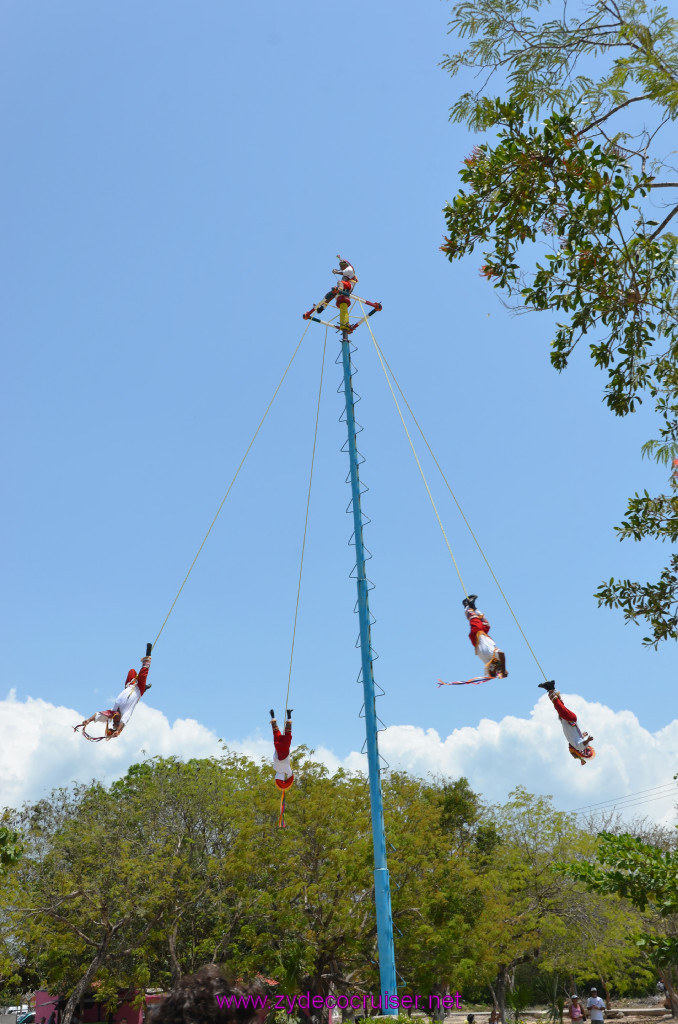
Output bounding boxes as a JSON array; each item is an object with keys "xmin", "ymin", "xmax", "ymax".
[{"xmin": 340, "ymin": 328, "xmax": 397, "ymax": 1012}]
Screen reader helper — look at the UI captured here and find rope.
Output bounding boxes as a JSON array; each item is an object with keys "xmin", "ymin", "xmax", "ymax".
[
  {"xmin": 357, "ymin": 301, "xmax": 468, "ymax": 596},
  {"xmin": 360, "ymin": 306, "xmax": 548, "ymax": 681},
  {"xmin": 152, "ymin": 321, "xmax": 312, "ymax": 649},
  {"xmin": 283, "ymin": 328, "xmax": 327, "ymax": 712}
]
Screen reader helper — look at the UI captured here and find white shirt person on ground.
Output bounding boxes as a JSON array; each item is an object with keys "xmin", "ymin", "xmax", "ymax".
[{"xmin": 587, "ymin": 992, "xmax": 605, "ymax": 1022}]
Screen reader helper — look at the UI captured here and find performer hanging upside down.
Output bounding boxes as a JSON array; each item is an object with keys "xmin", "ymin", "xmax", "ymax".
[
  {"xmin": 462, "ymin": 595, "xmax": 507, "ymax": 678},
  {"xmin": 74, "ymin": 644, "xmax": 152, "ymax": 742},
  {"xmin": 305, "ymin": 256, "xmax": 358, "ymax": 326},
  {"xmin": 538, "ymin": 680, "xmax": 595, "ymax": 764},
  {"xmin": 269, "ymin": 708, "xmax": 294, "ymax": 790}
]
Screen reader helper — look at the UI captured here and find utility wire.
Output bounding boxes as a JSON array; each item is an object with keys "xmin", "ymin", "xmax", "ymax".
[{"xmin": 571, "ymin": 780, "xmax": 678, "ymax": 814}]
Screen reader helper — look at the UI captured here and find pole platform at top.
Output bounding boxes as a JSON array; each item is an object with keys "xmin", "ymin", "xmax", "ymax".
[{"xmin": 302, "ymin": 289, "xmax": 382, "ymax": 334}]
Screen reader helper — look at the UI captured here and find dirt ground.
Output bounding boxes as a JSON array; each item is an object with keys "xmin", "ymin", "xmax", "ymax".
[{"xmin": 437, "ymin": 1008, "xmax": 673, "ymax": 1024}]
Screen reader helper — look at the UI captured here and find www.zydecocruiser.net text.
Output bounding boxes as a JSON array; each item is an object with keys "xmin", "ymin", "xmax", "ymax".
[{"xmin": 215, "ymin": 991, "xmax": 463, "ymax": 1013}]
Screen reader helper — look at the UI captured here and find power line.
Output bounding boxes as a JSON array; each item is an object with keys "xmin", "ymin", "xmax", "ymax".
[
  {"xmin": 604, "ymin": 792, "xmax": 677, "ymax": 814},
  {"xmin": 571, "ymin": 780, "xmax": 677, "ymax": 814}
]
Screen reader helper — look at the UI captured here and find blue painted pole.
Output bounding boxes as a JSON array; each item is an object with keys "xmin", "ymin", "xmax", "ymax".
[{"xmin": 340, "ymin": 328, "xmax": 398, "ymax": 1013}]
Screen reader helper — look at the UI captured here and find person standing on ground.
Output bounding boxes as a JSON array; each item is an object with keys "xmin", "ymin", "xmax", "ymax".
[
  {"xmin": 569, "ymin": 996, "xmax": 586, "ymax": 1022},
  {"xmin": 587, "ymin": 989, "xmax": 605, "ymax": 1024}
]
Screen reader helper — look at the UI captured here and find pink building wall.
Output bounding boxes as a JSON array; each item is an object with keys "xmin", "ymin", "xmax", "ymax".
[
  {"xmin": 33, "ymin": 991, "xmax": 57, "ymax": 1022},
  {"xmin": 32, "ymin": 990, "xmax": 143, "ymax": 1024}
]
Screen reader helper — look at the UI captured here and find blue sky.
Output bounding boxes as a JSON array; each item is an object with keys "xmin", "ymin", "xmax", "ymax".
[{"xmin": 2, "ymin": 0, "xmax": 675, "ymax": 821}]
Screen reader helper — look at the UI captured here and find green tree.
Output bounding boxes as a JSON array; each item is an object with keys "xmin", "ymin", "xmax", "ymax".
[
  {"xmin": 565, "ymin": 830, "xmax": 678, "ymax": 1015},
  {"xmin": 0, "ymin": 753, "xmax": 459, "ymax": 1018},
  {"xmin": 0, "ymin": 758, "xmax": 655, "ymax": 1020},
  {"xmin": 108, "ymin": 751, "xmax": 278, "ymax": 989},
  {"xmin": 0, "ymin": 753, "xmax": 279, "ymax": 1019},
  {"xmin": 0, "ymin": 826, "xmax": 21, "ymax": 873},
  {"xmin": 440, "ymin": 0, "xmax": 678, "ymax": 644},
  {"xmin": 0, "ymin": 782, "xmax": 167, "ymax": 1024},
  {"xmin": 385, "ymin": 773, "xmax": 488, "ymax": 1014},
  {"xmin": 468, "ymin": 789, "xmax": 640, "ymax": 1022}
]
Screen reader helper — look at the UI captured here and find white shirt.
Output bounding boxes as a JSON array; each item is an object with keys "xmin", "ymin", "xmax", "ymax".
[
  {"xmin": 559, "ymin": 717, "xmax": 588, "ymax": 753},
  {"xmin": 474, "ymin": 631, "xmax": 498, "ymax": 664},
  {"xmin": 587, "ymin": 997, "xmax": 605, "ymax": 1021},
  {"xmin": 274, "ymin": 753, "xmax": 293, "ymax": 781},
  {"xmin": 339, "ymin": 263, "xmax": 356, "ymax": 280},
  {"xmin": 113, "ymin": 682, "xmax": 142, "ymax": 726}
]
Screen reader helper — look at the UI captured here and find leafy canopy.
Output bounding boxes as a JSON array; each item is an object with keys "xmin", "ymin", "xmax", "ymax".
[
  {"xmin": 565, "ymin": 829, "xmax": 678, "ymax": 976},
  {"xmin": 441, "ymin": 0, "xmax": 678, "ymax": 644}
]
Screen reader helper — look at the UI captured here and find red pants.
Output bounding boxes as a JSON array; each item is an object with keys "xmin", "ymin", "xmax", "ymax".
[
  {"xmin": 335, "ymin": 278, "xmax": 354, "ymax": 307},
  {"xmin": 552, "ymin": 695, "xmax": 577, "ymax": 724},
  {"xmin": 273, "ymin": 724, "xmax": 292, "ymax": 760},
  {"xmin": 137, "ymin": 662, "xmax": 150, "ymax": 696},
  {"xmin": 468, "ymin": 614, "xmax": 491, "ymax": 648},
  {"xmin": 124, "ymin": 661, "xmax": 150, "ymax": 696}
]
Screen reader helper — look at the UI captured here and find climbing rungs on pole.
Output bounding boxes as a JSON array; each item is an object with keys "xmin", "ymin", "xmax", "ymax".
[{"xmin": 301, "ymin": 255, "xmax": 397, "ymax": 1012}]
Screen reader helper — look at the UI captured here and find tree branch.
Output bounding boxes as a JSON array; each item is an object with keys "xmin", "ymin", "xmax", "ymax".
[
  {"xmin": 581, "ymin": 95, "xmax": 649, "ymax": 133},
  {"xmin": 648, "ymin": 203, "xmax": 678, "ymax": 242},
  {"xmin": 54, "ymin": 917, "xmax": 100, "ymax": 947}
]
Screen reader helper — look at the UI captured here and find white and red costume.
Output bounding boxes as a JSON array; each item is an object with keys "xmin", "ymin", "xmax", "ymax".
[
  {"xmin": 332, "ymin": 259, "xmax": 357, "ymax": 309},
  {"xmin": 76, "ymin": 656, "xmax": 152, "ymax": 740},
  {"xmin": 97, "ymin": 659, "xmax": 151, "ymax": 727},
  {"xmin": 465, "ymin": 607, "xmax": 501, "ymax": 671},
  {"xmin": 310, "ymin": 258, "xmax": 358, "ymax": 316},
  {"xmin": 549, "ymin": 691, "xmax": 595, "ymax": 764},
  {"xmin": 272, "ymin": 720, "xmax": 294, "ymax": 791}
]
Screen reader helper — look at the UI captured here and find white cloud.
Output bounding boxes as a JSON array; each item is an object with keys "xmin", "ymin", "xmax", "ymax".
[
  {"xmin": 1, "ymin": 691, "xmax": 676, "ymax": 824},
  {"xmin": 0, "ymin": 689, "xmax": 226, "ymax": 809},
  {"xmin": 362, "ymin": 694, "xmax": 678, "ymax": 824}
]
